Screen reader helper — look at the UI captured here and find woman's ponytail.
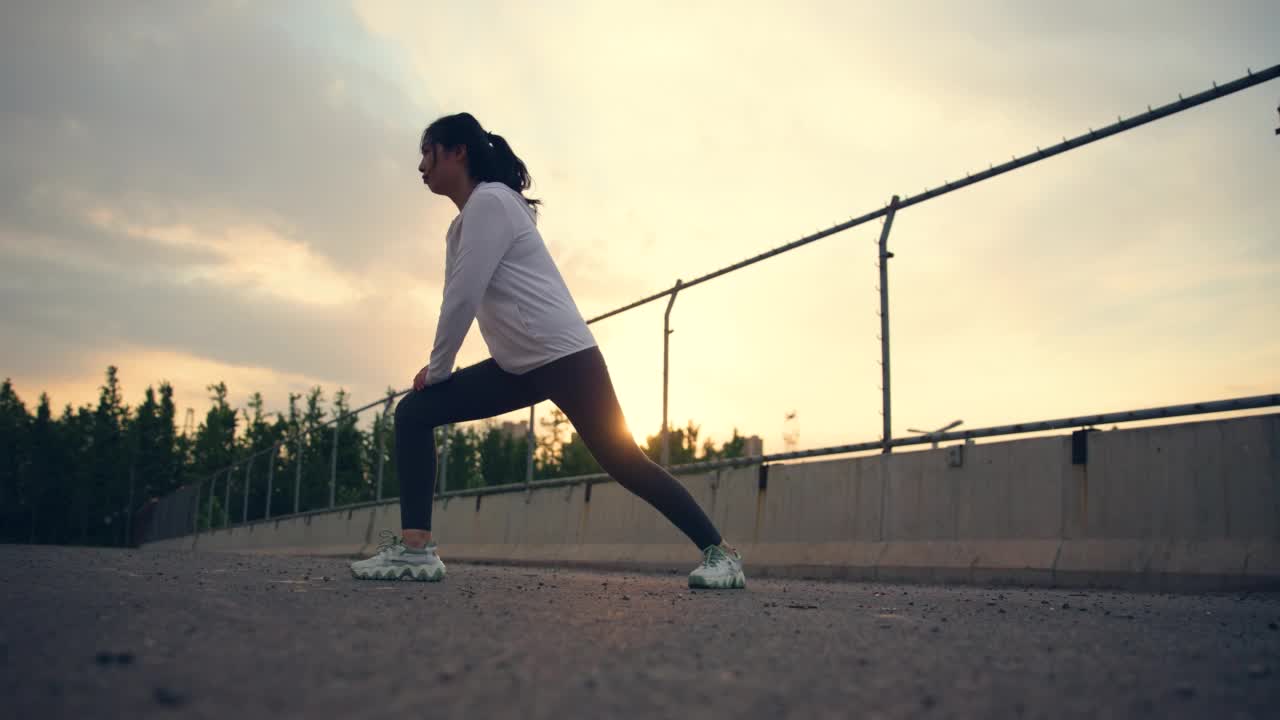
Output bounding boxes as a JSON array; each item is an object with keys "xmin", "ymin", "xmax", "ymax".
[{"xmin": 420, "ymin": 114, "xmax": 542, "ymax": 218}]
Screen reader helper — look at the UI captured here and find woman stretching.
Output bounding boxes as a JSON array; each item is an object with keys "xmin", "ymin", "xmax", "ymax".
[{"xmin": 350, "ymin": 113, "xmax": 745, "ymax": 589}]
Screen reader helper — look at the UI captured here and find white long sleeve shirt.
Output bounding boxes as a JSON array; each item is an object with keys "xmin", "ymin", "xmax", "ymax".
[{"xmin": 424, "ymin": 181, "xmax": 597, "ymax": 386}]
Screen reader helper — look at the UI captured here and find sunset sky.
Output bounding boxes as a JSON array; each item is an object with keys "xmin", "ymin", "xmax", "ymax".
[{"xmin": 2, "ymin": 1, "xmax": 1277, "ymax": 454}]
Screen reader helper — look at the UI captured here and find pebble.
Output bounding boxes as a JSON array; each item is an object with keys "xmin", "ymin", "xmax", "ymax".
[{"xmin": 153, "ymin": 687, "xmax": 186, "ymax": 706}]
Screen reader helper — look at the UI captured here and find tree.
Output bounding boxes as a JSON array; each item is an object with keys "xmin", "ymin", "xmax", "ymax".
[
  {"xmin": 702, "ymin": 427, "xmax": 748, "ymax": 462},
  {"xmin": 155, "ymin": 382, "xmax": 180, "ymax": 494},
  {"xmin": 478, "ymin": 421, "xmax": 530, "ymax": 487},
  {"xmin": 233, "ymin": 391, "xmax": 300, "ymax": 520},
  {"xmin": 268, "ymin": 391, "xmax": 305, "ymax": 516},
  {"xmin": 27, "ymin": 392, "xmax": 68, "ymax": 544},
  {"xmin": 2, "ymin": 362, "xmax": 762, "ymax": 546},
  {"xmin": 128, "ymin": 383, "xmax": 185, "ymax": 512},
  {"xmin": 191, "ymin": 382, "xmax": 237, "ymax": 481},
  {"xmin": 641, "ymin": 419, "xmax": 701, "ymax": 466},
  {"xmin": 189, "ymin": 382, "xmax": 239, "ymax": 531},
  {"xmin": 298, "ymin": 386, "xmax": 329, "ymax": 511},
  {"xmin": 641, "ymin": 421, "xmax": 751, "ymax": 466},
  {"xmin": 61, "ymin": 402, "xmax": 96, "ymax": 543},
  {"xmin": 332, "ymin": 388, "xmax": 371, "ymax": 506},
  {"xmin": 89, "ymin": 367, "xmax": 130, "ymax": 545},
  {"xmin": 440, "ymin": 425, "xmax": 482, "ymax": 491},
  {"xmin": 0, "ymin": 379, "xmax": 31, "ymax": 543},
  {"xmin": 126, "ymin": 385, "xmax": 160, "ymax": 542},
  {"xmin": 241, "ymin": 392, "xmax": 275, "ymax": 455},
  {"xmin": 559, "ymin": 431, "xmax": 603, "ymax": 477},
  {"xmin": 536, "ymin": 408, "xmax": 572, "ymax": 478},
  {"xmin": 369, "ymin": 388, "xmax": 400, "ymax": 500}
]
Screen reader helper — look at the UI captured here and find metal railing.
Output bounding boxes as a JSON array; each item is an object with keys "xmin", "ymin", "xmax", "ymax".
[
  {"xmin": 141, "ymin": 64, "xmax": 1280, "ymax": 543},
  {"xmin": 433, "ymin": 393, "xmax": 1280, "ymax": 498}
]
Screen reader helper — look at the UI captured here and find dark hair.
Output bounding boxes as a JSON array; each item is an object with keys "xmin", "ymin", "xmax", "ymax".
[{"xmin": 420, "ymin": 112, "xmax": 542, "ymax": 217}]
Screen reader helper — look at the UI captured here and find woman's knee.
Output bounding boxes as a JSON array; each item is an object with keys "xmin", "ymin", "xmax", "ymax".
[
  {"xmin": 590, "ymin": 437, "xmax": 652, "ymax": 475},
  {"xmin": 393, "ymin": 394, "xmax": 413, "ymax": 424},
  {"xmin": 395, "ymin": 391, "xmax": 439, "ymax": 428}
]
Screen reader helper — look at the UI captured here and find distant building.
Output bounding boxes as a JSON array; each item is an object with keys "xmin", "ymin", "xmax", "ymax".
[
  {"xmin": 497, "ymin": 420, "xmax": 529, "ymax": 442},
  {"xmin": 744, "ymin": 435, "xmax": 764, "ymax": 458}
]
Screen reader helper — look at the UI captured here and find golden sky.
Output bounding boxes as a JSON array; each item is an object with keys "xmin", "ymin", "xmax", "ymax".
[{"xmin": 2, "ymin": 1, "xmax": 1277, "ymax": 453}]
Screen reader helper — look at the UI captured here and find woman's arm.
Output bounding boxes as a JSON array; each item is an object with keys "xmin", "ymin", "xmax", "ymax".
[{"xmin": 422, "ymin": 190, "xmax": 514, "ymax": 386}]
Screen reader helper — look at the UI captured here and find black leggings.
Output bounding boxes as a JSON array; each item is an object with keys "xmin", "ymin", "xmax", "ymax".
[{"xmin": 394, "ymin": 345, "xmax": 722, "ymax": 550}]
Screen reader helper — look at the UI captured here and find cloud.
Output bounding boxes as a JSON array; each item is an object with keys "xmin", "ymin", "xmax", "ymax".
[
  {"xmin": 0, "ymin": 2, "xmax": 456, "ymax": 403},
  {"xmin": 2, "ymin": 0, "xmax": 1276, "ymax": 452},
  {"xmin": 1, "ymin": 0, "xmax": 436, "ymax": 266},
  {"xmin": 83, "ymin": 204, "xmax": 365, "ymax": 306}
]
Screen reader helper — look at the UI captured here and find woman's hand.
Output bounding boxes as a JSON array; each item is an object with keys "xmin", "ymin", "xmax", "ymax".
[{"xmin": 412, "ymin": 364, "xmax": 431, "ymax": 392}]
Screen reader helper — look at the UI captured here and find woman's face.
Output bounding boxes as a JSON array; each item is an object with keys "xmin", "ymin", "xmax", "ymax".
[{"xmin": 418, "ymin": 141, "xmax": 466, "ymax": 194}]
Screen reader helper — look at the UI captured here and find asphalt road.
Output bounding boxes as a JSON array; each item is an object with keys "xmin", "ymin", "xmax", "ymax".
[{"xmin": 3, "ymin": 544, "xmax": 1278, "ymax": 719}]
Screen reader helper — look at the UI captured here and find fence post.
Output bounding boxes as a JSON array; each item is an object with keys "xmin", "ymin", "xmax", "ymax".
[
  {"xmin": 206, "ymin": 475, "xmax": 216, "ymax": 532},
  {"xmin": 242, "ymin": 456, "xmax": 252, "ymax": 524},
  {"xmin": 438, "ymin": 424, "xmax": 451, "ymax": 493},
  {"xmin": 330, "ymin": 422, "xmax": 339, "ymax": 508},
  {"xmin": 197, "ymin": 478, "xmax": 208, "ymax": 535},
  {"xmin": 223, "ymin": 467, "xmax": 233, "ymax": 527},
  {"xmin": 525, "ymin": 405, "xmax": 535, "ymax": 487},
  {"xmin": 264, "ymin": 443, "xmax": 276, "ymax": 520},
  {"xmin": 377, "ymin": 395, "xmax": 393, "ymax": 501},
  {"xmin": 662, "ymin": 279, "xmax": 683, "ymax": 466},
  {"xmin": 877, "ymin": 195, "xmax": 900, "ymax": 454},
  {"xmin": 125, "ymin": 465, "xmax": 135, "ymax": 546},
  {"xmin": 293, "ymin": 438, "xmax": 303, "ymax": 514}
]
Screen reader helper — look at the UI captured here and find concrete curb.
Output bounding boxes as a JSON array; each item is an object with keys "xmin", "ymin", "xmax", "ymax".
[{"xmin": 144, "ymin": 413, "xmax": 1280, "ymax": 593}]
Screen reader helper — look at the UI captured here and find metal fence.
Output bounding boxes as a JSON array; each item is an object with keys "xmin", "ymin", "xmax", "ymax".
[{"xmin": 141, "ymin": 65, "xmax": 1280, "ymax": 544}]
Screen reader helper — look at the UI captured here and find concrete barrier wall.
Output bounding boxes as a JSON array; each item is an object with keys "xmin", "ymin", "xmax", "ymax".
[{"xmin": 144, "ymin": 413, "xmax": 1280, "ymax": 591}]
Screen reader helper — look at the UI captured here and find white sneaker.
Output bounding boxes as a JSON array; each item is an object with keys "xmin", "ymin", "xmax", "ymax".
[
  {"xmin": 688, "ymin": 543, "xmax": 745, "ymax": 589},
  {"xmin": 350, "ymin": 529, "xmax": 446, "ymax": 582}
]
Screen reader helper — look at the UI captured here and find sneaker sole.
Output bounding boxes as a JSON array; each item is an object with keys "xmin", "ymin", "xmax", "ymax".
[
  {"xmin": 351, "ymin": 565, "xmax": 445, "ymax": 582},
  {"xmin": 688, "ymin": 570, "xmax": 746, "ymax": 589}
]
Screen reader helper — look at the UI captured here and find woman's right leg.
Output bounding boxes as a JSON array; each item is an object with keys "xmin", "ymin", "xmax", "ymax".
[
  {"xmin": 394, "ymin": 359, "xmax": 548, "ymax": 536},
  {"xmin": 534, "ymin": 346, "xmax": 724, "ymax": 551}
]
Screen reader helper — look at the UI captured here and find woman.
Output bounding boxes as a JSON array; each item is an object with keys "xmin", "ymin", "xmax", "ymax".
[{"xmin": 350, "ymin": 113, "xmax": 745, "ymax": 589}]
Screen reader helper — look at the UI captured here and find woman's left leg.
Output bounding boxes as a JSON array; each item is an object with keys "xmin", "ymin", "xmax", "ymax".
[
  {"xmin": 533, "ymin": 346, "xmax": 723, "ymax": 551},
  {"xmin": 395, "ymin": 358, "xmax": 549, "ymax": 535}
]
